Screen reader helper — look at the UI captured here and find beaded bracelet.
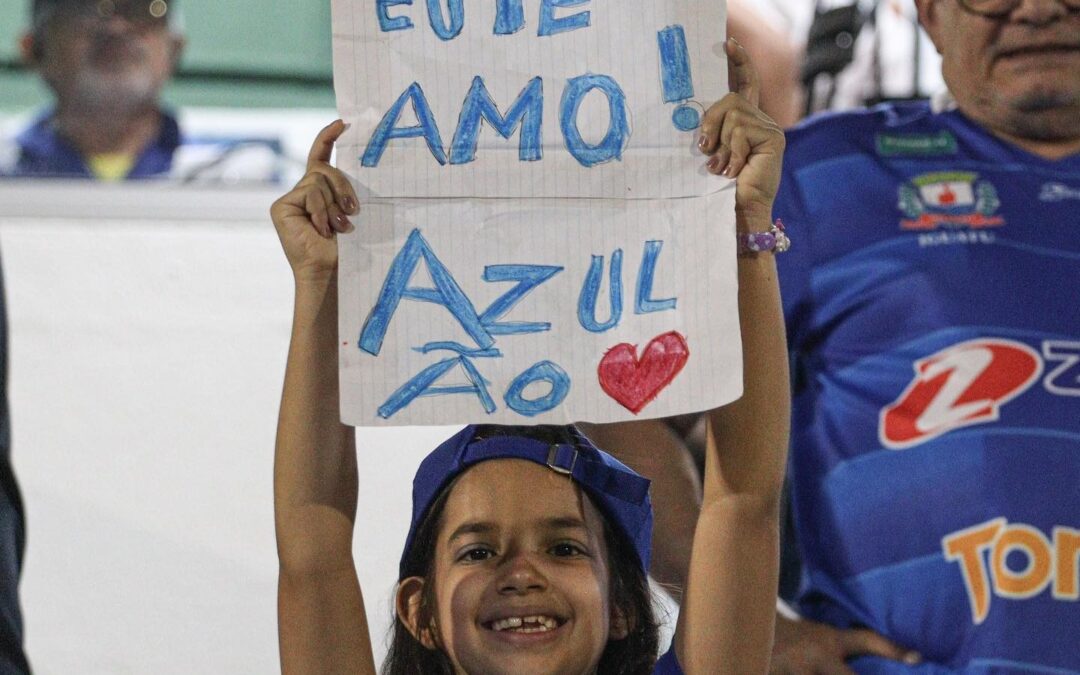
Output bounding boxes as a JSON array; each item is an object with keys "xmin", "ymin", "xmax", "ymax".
[{"xmin": 738, "ymin": 219, "xmax": 791, "ymax": 255}]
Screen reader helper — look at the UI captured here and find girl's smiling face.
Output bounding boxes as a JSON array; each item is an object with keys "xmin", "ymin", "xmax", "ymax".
[{"xmin": 398, "ymin": 459, "xmax": 626, "ymax": 675}]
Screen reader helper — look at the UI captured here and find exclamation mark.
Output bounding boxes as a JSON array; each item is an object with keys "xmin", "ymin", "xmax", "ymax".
[{"xmin": 657, "ymin": 25, "xmax": 702, "ymax": 132}]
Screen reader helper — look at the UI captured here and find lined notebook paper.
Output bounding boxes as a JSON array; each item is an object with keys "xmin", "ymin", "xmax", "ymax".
[{"xmin": 334, "ymin": 0, "xmax": 742, "ymax": 425}]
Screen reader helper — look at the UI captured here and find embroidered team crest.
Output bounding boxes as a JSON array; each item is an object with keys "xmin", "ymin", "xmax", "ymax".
[{"xmin": 898, "ymin": 172, "xmax": 1005, "ymax": 230}]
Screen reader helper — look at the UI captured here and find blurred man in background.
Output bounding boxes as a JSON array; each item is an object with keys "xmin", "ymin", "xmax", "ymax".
[
  {"xmin": 8, "ymin": 0, "xmax": 184, "ymax": 180},
  {"xmin": 2, "ymin": 0, "xmax": 284, "ymax": 182}
]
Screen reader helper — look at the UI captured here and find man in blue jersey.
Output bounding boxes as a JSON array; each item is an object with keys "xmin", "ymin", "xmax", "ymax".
[
  {"xmin": 769, "ymin": 0, "xmax": 1078, "ymax": 670},
  {"xmin": 591, "ymin": 0, "xmax": 1079, "ymax": 671}
]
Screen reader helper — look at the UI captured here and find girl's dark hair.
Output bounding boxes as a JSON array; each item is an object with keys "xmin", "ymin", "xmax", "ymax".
[{"xmin": 382, "ymin": 425, "xmax": 660, "ymax": 675}]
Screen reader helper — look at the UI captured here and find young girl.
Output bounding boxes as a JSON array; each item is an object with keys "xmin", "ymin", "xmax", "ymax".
[{"xmin": 273, "ymin": 41, "xmax": 788, "ymax": 674}]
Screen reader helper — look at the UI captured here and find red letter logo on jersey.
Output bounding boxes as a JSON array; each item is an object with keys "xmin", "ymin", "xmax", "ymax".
[{"xmin": 880, "ymin": 339, "xmax": 1042, "ymax": 449}]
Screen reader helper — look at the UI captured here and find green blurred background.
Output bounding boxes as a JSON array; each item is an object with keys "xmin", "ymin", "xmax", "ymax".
[{"xmin": 0, "ymin": 0, "xmax": 336, "ymax": 111}]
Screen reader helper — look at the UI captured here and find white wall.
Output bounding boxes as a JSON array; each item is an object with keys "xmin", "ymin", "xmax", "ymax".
[{"xmin": 0, "ymin": 182, "xmax": 466, "ymax": 672}]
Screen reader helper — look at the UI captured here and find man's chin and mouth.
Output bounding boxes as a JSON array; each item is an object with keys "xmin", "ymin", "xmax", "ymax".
[
  {"xmin": 1001, "ymin": 82, "xmax": 1080, "ymax": 117},
  {"xmin": 995, "ymin": 44, "xmax": 1080, "ymax": 72},
  {"xmin": 987, "ymin": 47, "xmax": 1080, "ymax": 114},
  {"xmin": 87, "ymin": 53, "xmax": 149, "ymax": 76},
  {"xmin": 85, "ymin": 37, "xmax": 151, "ymax": 71}
]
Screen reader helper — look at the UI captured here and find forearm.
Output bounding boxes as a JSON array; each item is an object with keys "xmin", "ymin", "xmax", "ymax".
[
  {"xmin": 681, "ymin": 499, "xmax": 778, "ymax": 674},
  {"xmin": 678, "ymin": 207, "xmax": 790, "ymax": 672},
  {"xmin": 274, "ymin": 274, "xmax": 358, "ymax": 572},
  {"xmin": 704, "ymin": 206, "xmax": 790, "ymax": 509}
]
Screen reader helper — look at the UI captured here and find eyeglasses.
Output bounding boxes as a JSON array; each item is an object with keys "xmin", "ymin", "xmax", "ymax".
[
  {"xmin": 40, "ymin": 0, "xmax": 170, "ymax": 30},
  {"xmin": 956, "ymin": 0, "xmax": 1080, "ymax": 18}
]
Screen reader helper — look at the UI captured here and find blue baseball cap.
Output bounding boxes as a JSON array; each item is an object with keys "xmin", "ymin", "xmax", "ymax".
[{"xmin": 400, "ymin": 425, "xmax": 653, "ymax": 578}]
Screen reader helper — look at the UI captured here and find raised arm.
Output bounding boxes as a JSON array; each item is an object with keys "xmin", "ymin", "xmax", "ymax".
[
  {"xmin": 675, "ymin": 40, "xmax": 790, "ymax": 674},
  {"xmin": 272, "ymin": 121, "xmax": 377, "ymax": 675}
]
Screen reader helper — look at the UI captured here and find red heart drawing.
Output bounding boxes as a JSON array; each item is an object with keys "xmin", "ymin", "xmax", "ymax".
[{"xmin": 598, "ymin": 331, "xmax": 690, "ymax": 414}]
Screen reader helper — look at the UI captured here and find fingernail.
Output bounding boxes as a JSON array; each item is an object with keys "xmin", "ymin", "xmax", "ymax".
[
  {"xmin": 697, "ymin": 134, "xmax": 708, "ymax": 149},
  {"xmin": 706, "ymin": 156, "xmax": 720, "ymax": 170},
  {"xmin": 333, "ymin": 213, "xmax": 350, "ymax": 231},
  {"xmin": 903, "ymin": 652, "xmax": 922, "ymax": 665},
  {"xmin": 343, "ymin": 196, "xmax": 358, "ymax": 214},
  {"xmin": 722, "ymin": 164, "xmax": 733, "ymax": 177}
]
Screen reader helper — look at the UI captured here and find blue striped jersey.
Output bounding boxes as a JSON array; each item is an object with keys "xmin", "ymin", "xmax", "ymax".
[{"xmin": 775, "ymin": 101, "xmax": 1080, "ymax": 673}]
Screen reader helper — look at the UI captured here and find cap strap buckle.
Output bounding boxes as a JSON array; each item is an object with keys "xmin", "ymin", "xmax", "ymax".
[{"xmin": 546, "ymin": 444, "xmax": 578, "ymax": 476}]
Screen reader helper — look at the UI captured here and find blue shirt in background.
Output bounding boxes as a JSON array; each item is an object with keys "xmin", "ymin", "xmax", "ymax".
[{"xmin": 2, "ymin": 109, "xmax": 287, "ymax": 184}]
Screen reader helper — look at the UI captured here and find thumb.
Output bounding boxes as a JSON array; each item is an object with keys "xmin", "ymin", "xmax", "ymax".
[
  {"xmin": 840, "ymin": 629, "xmax": 922, "ymax": 664},
  {"xmin": 307, "ymin": 119, "xmax": 348, "ymax": 171},
  {"xmin": 725, "ymin": 37, "xmax": 760, "ymax": 107}
]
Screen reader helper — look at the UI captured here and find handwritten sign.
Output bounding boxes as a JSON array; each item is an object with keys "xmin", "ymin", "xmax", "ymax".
[{"xmin": 333, "ymin": 0, "xmax": 742, "ymax": 425}]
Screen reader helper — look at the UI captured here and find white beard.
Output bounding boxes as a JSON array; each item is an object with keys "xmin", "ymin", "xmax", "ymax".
[{"xmin": 69, "ymin": 65, "xmax": 160, "ymax": 114}]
